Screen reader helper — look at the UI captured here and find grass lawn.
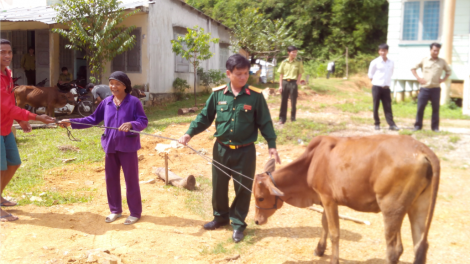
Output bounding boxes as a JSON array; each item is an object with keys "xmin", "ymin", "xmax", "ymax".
[{"xmin": 7, "ymin": 93, "xmax": 211, "ymax": 206}]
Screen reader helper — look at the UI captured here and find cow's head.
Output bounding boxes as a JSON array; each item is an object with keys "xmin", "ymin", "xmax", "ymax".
[
  {"xmin": 253, "ymin": 159, "xmax": 284, "ymax": 225},
  {"xmin": 60, "ymin": 92, "xmax": 77, "ymax": 105}
]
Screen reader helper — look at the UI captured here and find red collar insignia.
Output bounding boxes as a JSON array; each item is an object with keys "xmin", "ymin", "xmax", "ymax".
[{"xmin": 245, "ymin": 88, "xmax": 250, "ymax": 95}]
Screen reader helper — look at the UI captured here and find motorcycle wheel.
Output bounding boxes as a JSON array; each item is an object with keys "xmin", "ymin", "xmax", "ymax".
[{"xmin": 78, "ymin": 101, "xmax": 94, "ymax": 117}]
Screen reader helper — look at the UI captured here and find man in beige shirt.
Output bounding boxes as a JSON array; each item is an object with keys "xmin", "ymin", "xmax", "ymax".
[{"xmin": 411, "ymin": 43, "xmax": 451, "ymax": 132}]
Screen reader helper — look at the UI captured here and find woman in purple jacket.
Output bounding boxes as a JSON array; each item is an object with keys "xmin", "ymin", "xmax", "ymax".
[{"xmin": 60, "ymin": 71, "xmax": 148, "ymax": 225}]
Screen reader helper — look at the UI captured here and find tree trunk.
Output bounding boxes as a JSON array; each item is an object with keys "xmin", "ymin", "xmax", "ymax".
[
  {"xmin": 193, "ymin": 59, "xmax": 197, "ymax": 107},
  {"xmin": 152, "ymin": 167, "xmax": 196, "ymax": 190}
]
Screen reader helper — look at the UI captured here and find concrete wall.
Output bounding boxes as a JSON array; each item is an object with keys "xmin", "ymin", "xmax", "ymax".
[
  {"xmin": 387, "ymin": 0, "xmax": 469, "ymax": 86},
  {"xmin": 147, "ymin": 0, "xmax": 232, "ymax": 94},
  {"xmin": 100, "ymin": 12, "xmax": 149, "ymax": 87}
]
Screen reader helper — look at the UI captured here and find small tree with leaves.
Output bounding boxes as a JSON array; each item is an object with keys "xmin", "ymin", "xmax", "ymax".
[
  {"xmin": 171, "ymin": 26, "xmax": 219, "ymax": 107},
  {"xmin": 52, "ymin": 0, "xmax": 138, "ymax": 83}
]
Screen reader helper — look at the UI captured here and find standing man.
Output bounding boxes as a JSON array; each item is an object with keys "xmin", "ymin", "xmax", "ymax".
[
  {"xmin": 21, "ymin": 47, "xmax": 35, "ymax": 85},
  {"xmin": 411, "ymin": 43, "xmax": 451, "ymax": 132},
  {"xmin": 178, "ymin": 54, "xmax": 281, "ymax": 243},
  {"xmin": 327, "ymin": 61, "xmax": 335, "ymax": 79},
  {"xmin": 277, "ymin": 46, "xmax": 303, "ymax": 124},
  {"xmin": 1, "ymin": 39, "xmax": 55, "ymax": 222},
  {"xmin": 368, "ymin": 43, "xmax": 399, "ymax": 131}
]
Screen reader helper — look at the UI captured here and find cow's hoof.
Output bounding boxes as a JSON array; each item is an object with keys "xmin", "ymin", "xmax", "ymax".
[{"xmin": 314, "ymin": 247, "xmax": 325, "ymax": 257}]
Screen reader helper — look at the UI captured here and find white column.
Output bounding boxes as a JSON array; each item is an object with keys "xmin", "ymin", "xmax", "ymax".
[{"xmin": 440, "ymin": 0, "xmax": 456, "ymax": 105}]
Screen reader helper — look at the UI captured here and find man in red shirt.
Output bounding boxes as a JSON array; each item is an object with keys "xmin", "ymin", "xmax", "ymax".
[{"xmin": 1, "ymin": 39, "xmax": 55, "ymax": 222}]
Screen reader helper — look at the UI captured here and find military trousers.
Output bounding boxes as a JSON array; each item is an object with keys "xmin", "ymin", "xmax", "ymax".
[
  {"xmin": 279, "ymin": 80, "xmax": 298, "ymax": 123},
  {"xmin": 212, "ymin": 141, "xmax": 256, "ymax": 231}
]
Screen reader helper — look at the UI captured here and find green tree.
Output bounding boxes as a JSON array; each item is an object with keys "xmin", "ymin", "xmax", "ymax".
[
  {"xmin": 52, "ymin": 0, "xmax": 138, "ymax": 83},
  {"xmin": 187, "ymin": 0, "xmax": 388, "ymax": 60},
  {"xmin": 171, "ymin": 26, "xmax": 219, "ymax": 107}
]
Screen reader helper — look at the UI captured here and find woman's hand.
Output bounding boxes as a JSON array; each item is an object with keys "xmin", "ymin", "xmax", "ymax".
[
  {"xmin": 118, "ymin": 122, "xmax": 132, "ymax": 132},
  {"xmin": 58, "ymin": 119, "xmax": 71, "ymax": 128}
]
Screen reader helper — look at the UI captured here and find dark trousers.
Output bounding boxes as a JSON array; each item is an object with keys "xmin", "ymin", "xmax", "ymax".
[
  {"xmin": 372, "ymin": 86, "xmax": 396, "ymax": 126},
  {"xmin": 105, "ymin": 151, "xmax": 142, "ymax": 218},
  {"xmin": 414, "ymin": 87, "xmax": 441, "ymax": 130},
  {"xmin": 212, "ymin": 142, "xmax": 256, "ymax": 231},
  {"xmin": 24, "ymin": 70, "xmax": 36, "ymax": 85},
  {"xmin": 279, "ymin": 80, "xmax": 298, "ymax": 123}
]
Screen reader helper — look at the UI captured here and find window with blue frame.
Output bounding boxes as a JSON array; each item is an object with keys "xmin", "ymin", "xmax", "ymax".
[
  {"xmin": 403, "ymin": 2, "xmax": 420, "ymax": 40},
  {"xmin": 422, "ymin": 1, "xmax": 440, "ymax": 40},
  {"xmin": 402, "ymin": 0, "xmax": 441, "ymax": 42}
]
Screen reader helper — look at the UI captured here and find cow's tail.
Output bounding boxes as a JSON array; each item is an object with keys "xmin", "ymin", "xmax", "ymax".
[{"xmin": 414, "ymin": 146, "xmax": 440, "ymax": 264}]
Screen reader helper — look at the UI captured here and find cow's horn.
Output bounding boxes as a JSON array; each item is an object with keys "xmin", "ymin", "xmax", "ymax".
[{"xmin": 264, "ymin": 158, "xmax": 275, "ymax": 173}]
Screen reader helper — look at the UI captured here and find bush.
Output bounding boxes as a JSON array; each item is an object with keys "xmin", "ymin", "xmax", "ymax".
[
  {"xmin": 173, "ymin": 78, "xmax": 190, "ymax": 100},
  {"xmin": 303, "ymin": 52, "xmax": 376, "ymax": 79},
  {"xmin": 198, "ymin": 67, "xmax": 227, "ymax": 91}
]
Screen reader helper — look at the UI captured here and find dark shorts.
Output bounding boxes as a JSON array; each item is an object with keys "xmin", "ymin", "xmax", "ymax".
[{"xmin": 1, "ymin": 132, "xmax": 21, "ymax": 170}]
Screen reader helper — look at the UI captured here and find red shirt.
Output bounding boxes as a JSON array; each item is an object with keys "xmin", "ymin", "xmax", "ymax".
[{"xmin": 1, "ymin": 68, "xmax": 37, "ymax": 136}]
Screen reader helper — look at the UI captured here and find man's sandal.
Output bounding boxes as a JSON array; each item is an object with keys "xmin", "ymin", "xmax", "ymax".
[
  {"xmin": 0, "ymin": 199, "xmax": 17, "ymax": 207},
  {"xmin": 105, "ymin": 213, "xmax": 122, "ymax": 223},
  {"xmin": 0, "ymin": 213, "xmax": 19, "ymax": 222},
  {"xmin": 124, "ymin": 216, "xmax": 139, "ymax": 225}
]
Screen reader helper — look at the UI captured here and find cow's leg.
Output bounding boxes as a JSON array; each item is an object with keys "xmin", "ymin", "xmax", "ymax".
[
  {"xmin": 381, "ymin": 206, "xmax": 406, "ymax": 264},
  {"xmin": 314, "ymin": 211, "xmax": 328, "ymax": 256},
  {"xmin": 47, "ymin": 106, "xmax": 55, "ymax": 117},
  {"xmin": 321, "ymin": 198, "xmax": 340, "ymax": 264},
  {"xmin": 407, "ymin": 185, "xmax": 431, "ymax": 264}
]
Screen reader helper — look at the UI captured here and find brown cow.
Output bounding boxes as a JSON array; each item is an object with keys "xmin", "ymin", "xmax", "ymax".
[
  {"xmin": 14, "ymin": 85, "xmax": 76, "ymax": 117},
  {"xmin": 253, "ymin": 135, "xmax": 439, "ymax": 264}
]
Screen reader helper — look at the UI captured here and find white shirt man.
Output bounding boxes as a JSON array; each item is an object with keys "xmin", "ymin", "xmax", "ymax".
[
  {"xmin": 368, "ymin": 57, "xmax": 394, "ymax": 87},
  {"xmin": 368, "ymin": 44, "xmax": 398, "ymax": 131}
]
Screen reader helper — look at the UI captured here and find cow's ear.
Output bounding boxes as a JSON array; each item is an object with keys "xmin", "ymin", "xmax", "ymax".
[
  {"xmin": 264, "ymin": 159, "xmax": 275, "ymax": 173},
  {"xmin": 269, "ymin": 185, "xmax": 284, "ymax": 197}
]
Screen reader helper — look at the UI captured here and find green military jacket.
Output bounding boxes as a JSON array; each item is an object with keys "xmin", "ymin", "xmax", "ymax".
[{"xmin": 186, "ymin": 83, "xmax": 277, "ymax": 149}]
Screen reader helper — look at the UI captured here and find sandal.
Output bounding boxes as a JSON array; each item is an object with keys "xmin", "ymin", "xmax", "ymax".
[
  {"xmin": 124, "ymin": 216, "xmax": 139, "ymax": 225},
  {"xmin": 0, "ymin": 200, "xmax": 18, "ymax": 207},
  {"xmin": 105, "ymin": 213, "xmax": 122, "ymax": 223},
  {"xmin": 0, "ymin": 213, "xmax": 19, "ymax": 222}
]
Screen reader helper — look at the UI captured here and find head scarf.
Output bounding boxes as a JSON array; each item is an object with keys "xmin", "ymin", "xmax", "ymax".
[{"xmin": 109, "ymin": 71, "xmax": 132, "ymax": 94}]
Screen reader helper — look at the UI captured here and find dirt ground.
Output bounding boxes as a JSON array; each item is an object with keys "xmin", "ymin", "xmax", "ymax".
[{"xmin": 1, "ymin": 84, "xmax": 470, "ymax": 264}]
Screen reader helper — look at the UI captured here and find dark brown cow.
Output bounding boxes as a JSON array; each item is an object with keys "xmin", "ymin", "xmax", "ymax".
[
  {"xmin": 14, "ymin": 85, "xmax": 76, "ymax": 117},
  {"xmin": 253, "ymin": 135, "xmax": 439, "ymax": 264}
]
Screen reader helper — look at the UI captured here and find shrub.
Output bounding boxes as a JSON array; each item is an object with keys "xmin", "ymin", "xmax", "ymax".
[
  {"xmin": 198, "ymin": 67, "xmax": 227, "ymax": 90},
  {"xmin": 173, "ymin": 78, "xmax": 190, "ymax": 100}
]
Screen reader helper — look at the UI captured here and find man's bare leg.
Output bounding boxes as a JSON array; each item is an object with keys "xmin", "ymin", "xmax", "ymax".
[{"xmin": 1, "ymin": 165, "xmax": 20, "ymax": 221}]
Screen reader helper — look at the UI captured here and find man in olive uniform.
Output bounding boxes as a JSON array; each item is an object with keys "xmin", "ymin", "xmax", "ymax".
[
  {"xmin": 277, "ymin": 46, "xmax": 304, "ymax": 124},
  {"xmin": 178, "ymin": 54, "xmax": 281, "ymax": 243},
  {"xmin": 58, "ymin": 67, "xmax": 73, "ymax": 85},
  {"xmin": 21, "ymin": 47, "xmax": 35, "ymax": 85}
]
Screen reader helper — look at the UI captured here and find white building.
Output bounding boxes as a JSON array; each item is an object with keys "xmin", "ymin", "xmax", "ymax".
[{"xmin": 0, "ymin": 0, "xmax": 233, "ymax": 101}]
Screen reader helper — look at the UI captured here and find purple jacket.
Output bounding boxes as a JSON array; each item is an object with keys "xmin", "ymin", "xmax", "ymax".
[{"xmin": 71, "ymin": 94, "xmax": 148, "ymax": 153}]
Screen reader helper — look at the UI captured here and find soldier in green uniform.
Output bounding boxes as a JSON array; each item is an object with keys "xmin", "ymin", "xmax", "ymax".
[
  {"xmin": 277, "ymin": 46, "xmax": 304, "ymax": 124},
  {"xmin": 178, "ymin": 54, "xmax": 281, "ymax": 243}
]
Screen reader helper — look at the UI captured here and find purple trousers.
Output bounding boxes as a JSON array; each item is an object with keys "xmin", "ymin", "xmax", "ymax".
[{"xmin": 105, "ymin": 151, "xmax": 142, "ymax": 218}]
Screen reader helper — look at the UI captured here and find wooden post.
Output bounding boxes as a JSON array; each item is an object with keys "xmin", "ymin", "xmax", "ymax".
[
  {"xmin": 345, "ymin": 47, "xmax": 349, "ymax": 79},
  {"xmin": 164, "ymin": 153, "xmax": 169, "ymax": 185},
  {"xmin": 440, "ymin": 0, "xmax": 456, "ymax": 105}
]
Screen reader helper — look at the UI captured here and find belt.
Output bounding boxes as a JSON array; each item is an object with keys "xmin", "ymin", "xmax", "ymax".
[
  {"xmin": 374, "ymin": 85, "xmax": 390, "ymax": 89},
  {"xmin": 216, "ymin": 139, "xmax": 253, "ymax": 150},
  {"xmin": 284, "ymin": 79, "xmax": 297, "ymax": 82}
]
